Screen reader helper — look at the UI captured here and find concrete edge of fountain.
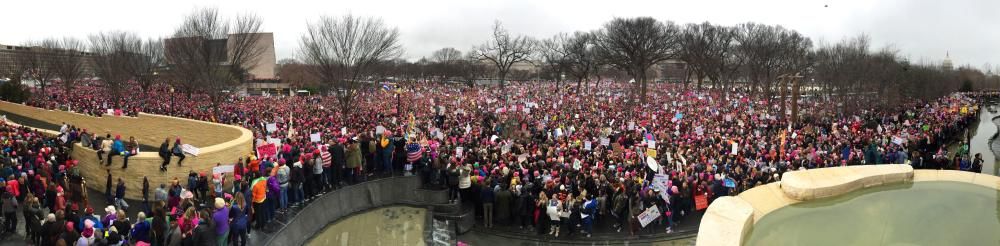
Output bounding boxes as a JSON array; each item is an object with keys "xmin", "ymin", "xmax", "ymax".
[
  {"xmin": 263, "ymin": 175, "xmax": 464, "ymax": 246},
  {"xmin": 987, "ymin": 114, "xmax": 1000, "ymax": 162},
  {"xmin": 695, "ymin": 165, "xmax": 1000, "ymax": 246}
]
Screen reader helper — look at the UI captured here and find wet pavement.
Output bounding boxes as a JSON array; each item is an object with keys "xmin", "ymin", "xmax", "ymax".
[{"xmin": 456, "ymin": 208, "xmax": 702, "ymax": 246}]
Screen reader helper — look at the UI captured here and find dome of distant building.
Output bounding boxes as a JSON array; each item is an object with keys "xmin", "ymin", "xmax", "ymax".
[{"xmin": 942, "ymin": 52, "xmax": 953, "ymax": 71}]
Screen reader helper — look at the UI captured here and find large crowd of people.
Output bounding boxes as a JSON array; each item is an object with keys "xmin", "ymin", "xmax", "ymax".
[{"xmin": 0, "ymin": 80, "xmax": 985, "ymax": 245}]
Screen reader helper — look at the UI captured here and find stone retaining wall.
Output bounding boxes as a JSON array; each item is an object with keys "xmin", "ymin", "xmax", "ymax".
[
  {"xmin": 0, "ymin": 101, "xmax": 253, "ymax": 200},
  {"xmin": 695, "ymin": 165, "xmax": 998, "ymax": 246},
  {"xmin": 266, "ymin": 176, "xmax": 450, "ymax": 246}
]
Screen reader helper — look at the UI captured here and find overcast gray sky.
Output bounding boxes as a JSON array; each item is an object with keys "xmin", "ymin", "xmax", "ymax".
[{"xmin": 3, "ymin": 0, "xmax": 997, "ymax": 69}]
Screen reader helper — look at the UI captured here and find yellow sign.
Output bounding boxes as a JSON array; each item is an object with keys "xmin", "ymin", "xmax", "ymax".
[{"xmin": 646, "ymin": 148, "xmax": 657, "ymax": 158}]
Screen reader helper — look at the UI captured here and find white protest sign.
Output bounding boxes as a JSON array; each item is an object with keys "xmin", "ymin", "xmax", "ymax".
[
  {"xmin": 600, "ymin": 138, "xmax": 610, "ymax": 146},
  {"xmin": 584, "ymin": 141, "xmax": 592, "ymax": 151},
  {"xmin": 731, "ymin": 142, "xmax": 739, "ymax": 155},
  {"xmin": 310, "ymin": 133, "xmax": 322, "ymax": 142},
  {"xmin": 213, "ymin": 165, "xmax": 235, "ymax": 174},
  {"xmin": 456, "ymin": 147, "xmax": 464, "ymax": 158},
  {"xmin": 638, "ymin": 205, "xmax": 661, "ymax": 227},
  {"xmin": 376, "ymin": 125, "xmax": 386, "ymax": 135},
  {"xmin": 653, "ymin": 174, "xmax": 671, "ymax": 202},
  {"xmin": 181, "ymin": 144, "xmax": 200, "ymax": 156},
  {"xmin": 266, "ymin": 123, "xmax": 277, "ymax": 133},
  {"xmin": 267, "ymin": 137, "xmax": 282, "ymax": 145}
]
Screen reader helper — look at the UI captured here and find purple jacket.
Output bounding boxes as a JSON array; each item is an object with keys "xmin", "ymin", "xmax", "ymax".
[
  {"xmin": 267, "ymin": 176, "xmax": 280, "ymax": 196},
  {"xmin": 214, "ymin": 206, "xmax": 230, "ymax": 234}
]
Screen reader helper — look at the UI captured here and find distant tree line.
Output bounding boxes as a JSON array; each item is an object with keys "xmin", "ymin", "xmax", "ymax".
[{"xmin": 3, "ymin": 9, "xmax": 998, "ymax": 116}]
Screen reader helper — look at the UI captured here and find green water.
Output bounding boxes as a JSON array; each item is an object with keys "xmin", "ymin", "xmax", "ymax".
[{"xmin": 745, "ymin": 181, "xmax": 1000, "ymax": 246}]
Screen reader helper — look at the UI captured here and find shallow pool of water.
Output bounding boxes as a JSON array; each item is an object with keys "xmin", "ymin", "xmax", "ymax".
[
  {"xmin": 307, "ymin": 206, "xmax": 427, "ymax": 246},
  {"xmin": 745, "ymin": 181, "xmax": 1000, "ymax": 246}
]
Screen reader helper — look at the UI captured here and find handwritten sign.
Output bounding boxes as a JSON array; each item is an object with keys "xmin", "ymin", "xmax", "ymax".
[
  {"xmin": 584, "ymin": 141, "xmax": 592, "ymax": 151},
  {"xmin": 456, "ymin": 147, "xmax": 464, "ymax": 158},
  {"xmin": 695, "ymin": 194, "xmax": 708, "ymax": 210},
  {"xmin": 310, "ymin": 133, "xmax": 322, "ymax": 142},
  {"xmin": 266, "ymin": 123, "xmax": 277, "ymax": 133},
  {"xmin": 638, "ymin": 205, "xmax": 661, "ymax": 227},
  {"xmin": 257, "ymin": 143, "xmax": 277, "ymax": 159}
]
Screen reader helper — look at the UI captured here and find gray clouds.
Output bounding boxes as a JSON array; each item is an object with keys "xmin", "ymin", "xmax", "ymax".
[{"xmin": 2, "ymin": 0, "xmax": 995, "ymax": 68}]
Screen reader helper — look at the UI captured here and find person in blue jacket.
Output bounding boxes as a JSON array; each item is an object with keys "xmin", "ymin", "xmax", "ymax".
[{"xmin": 106, "ymin": 135, "xmax": 125, "ymax": 166}]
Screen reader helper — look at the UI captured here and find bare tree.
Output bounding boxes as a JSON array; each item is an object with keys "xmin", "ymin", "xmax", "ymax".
[
  {"xmin": 541, "ymin": 33, "xmax": 573, "ymax": 93},
  {"xmin": 563, "ymin": 32, "xmax": 602, "ymax": 93},
  {"xmin": 678, "ymin": 22, "xmax": 737, "ymax": 90},
  {"xmin": 14, "ymin": 40, "xmax": 60, "ymax": 98},
  {"xmin": 134, "ymin": 38, "xmax": 164, "ymax": 103},
  {"xmin": 48, "ymin": 38, "xmax": 89, "ymax": 95},
  {"xmin": 167, "ymin": 8, "xmax": 265, "ymax": 120},
  {"xmin": 299, "ymin": 14, "xmax": 403, "ymax": 117},
  {"xmin": 89, "ymin": 31, "xmax": 143, "ymax": 108},
  {"xmin": 432, "ymin": 47, "xmax": 462, "ymax": 64},
  {"xmin": 734, "ymin": 22, "xmax": 812, "ymax": 97},
  {"xmin": 475, "ymin": 20, "xmax": 535, "ymax": 88},
  {"xmin": 594, "ymin": 17, "xmax": 680, "ymax": 103},
  {"xmin": 277, "ymin": 58, "xmax": 321, "ymax": 90}
]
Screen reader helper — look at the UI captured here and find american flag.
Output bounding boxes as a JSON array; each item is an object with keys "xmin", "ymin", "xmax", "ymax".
[{"xmin": 406, "ymin": 143, "xmax": 423, "ymax": 163}]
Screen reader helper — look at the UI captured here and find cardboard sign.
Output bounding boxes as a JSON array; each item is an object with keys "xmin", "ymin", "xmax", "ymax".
[
  {"xmin": 695, "ymin": 194, "xmax": 708, "ymax": 210},
  {"xmin": 257, "ymin": 143, "xmax": 277, "ymax": 159},
  {"xmin": 638, "ymin": 205, "xmax": 661, "ymax": 227},
  {"xmin": 213, "ymin": 165, "xmax": 235, "ymax": 174}
]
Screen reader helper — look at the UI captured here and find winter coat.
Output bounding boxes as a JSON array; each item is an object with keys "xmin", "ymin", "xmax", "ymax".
[
  {"xmin": 495, "ymin": 189, "xmax": 512, "ymax": 221},
  {"xmin": 346, "ymin": 143, "xmax": 362, "ymax": 169}
]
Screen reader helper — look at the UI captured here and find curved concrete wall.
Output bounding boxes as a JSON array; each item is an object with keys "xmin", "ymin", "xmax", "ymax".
[
  {"xmin": 0, "ymin": 101, "xmax": 240, "ymax": 147},
  {"xmin": 266, "ymin": 176, "xmax": 450, "ymax": 246},
  {"xmin": 696, "ymin": 165, "xmax": 1000, "ymax": 246},
  {"xmin": 0, "ymin": 102, "xmax": 253, "ymax": 200}
]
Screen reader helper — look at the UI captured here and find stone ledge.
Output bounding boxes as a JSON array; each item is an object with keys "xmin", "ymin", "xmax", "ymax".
[
  {"xmin": 265, "ymin": 176, "xmax": 456, "ymax": 246},
  {"xmin": 0, "ymin": 102, "xmax": 253, "ymax": 200},
  {"xmin": 780, "ymin": 164, "xmax": 914, "ymax": 201},
  {"xmin": 695, "ymin": 196, "xmax": 753, "ymax": 246},
  {"xmin": 698, "ymin": 165, "xmax": 1000, "ymax": 246}
]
